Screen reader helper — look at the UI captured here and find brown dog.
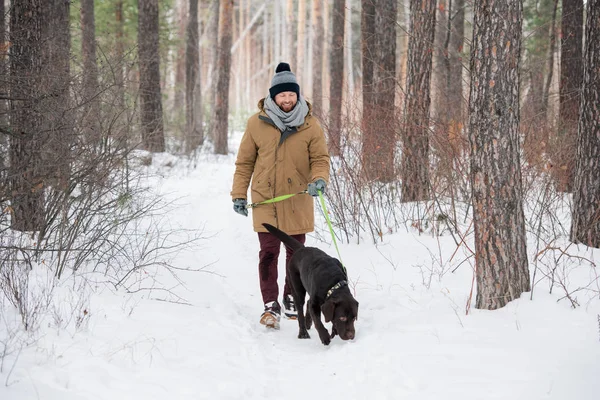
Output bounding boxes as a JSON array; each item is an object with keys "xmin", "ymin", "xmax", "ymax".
[{"xmin": 262, "ymin": 223, "xmax": 358, "ymax": 345}]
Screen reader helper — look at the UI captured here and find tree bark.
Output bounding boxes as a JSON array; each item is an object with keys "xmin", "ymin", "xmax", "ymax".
[
  {"xmin": 206, "ymin": 0, "xmax": 220, "ymax": 142},
  {"xmin": 213, "ymin": 0, "xmax": 233, "ymax": 155},
  {"xmin": 287, "ymin": 0, "xmax": 297, "ymax": 69},
  {"xmin": 360, "ymin": 0, "xmax": 376, "ymax": 176},
  {"xmin": 557, "ymin": 0, "xmax": 584, "ymax": 192},
  {"xmin": 174, "ymin": 0, "xmax": 187, "ymax": 112},
  {"xmin": 185, "ymin": 0, "xmax": 203, "ymax": 154},
  {"xmin": 469, "ymin": 0, "xmax": 530, "ymax": 310},
  {"xmin": 41, "ymin": 0, "xmax": 71, "ymax": 187},
  {"xmin": 297, "ymin": 0, "xmax": 307, "ymax": 91},
  {"xmin": 138, "ymin": 0, "xmax": 165, "ymax": 152},
  {"xmin": 329, "ymin": 0, "xmax": 345, "ymax": 156},
  {"xmin": 448, "ymin": 0, "xmax": 465, "ymax": 126},
  {"xmin": 81, "ymin": 0, "xmax": 100, "ymax": 143},
  {"xmin": 401, "ymin": 0, "xmax": 434, "ymax": 199},
  {"xmin": 9, "ymin": 0, "xmax": 46, "ymax": 231},
  {"xmin": 312, "ymin": 0, "xmax": 324, "ymax": 118},
  {"xmin": 570, "ymin": 0, "xmax": 600, "ymax": 248}
]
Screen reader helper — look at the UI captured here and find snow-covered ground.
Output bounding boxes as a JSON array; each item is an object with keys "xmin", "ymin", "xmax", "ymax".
[{"xmin": 1, "ymin": 131, "xmax": 599, "ymax": 400}]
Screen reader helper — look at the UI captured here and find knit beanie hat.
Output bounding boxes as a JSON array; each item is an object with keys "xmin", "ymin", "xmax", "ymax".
[{"xmin": 269, "ymin": 62, "xmax": 300, "ymax": 98}]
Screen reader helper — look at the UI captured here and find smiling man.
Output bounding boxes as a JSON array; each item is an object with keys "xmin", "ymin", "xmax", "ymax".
[{"xmin": 230, "ymin": 63, "xmax": 330, "ymax": 329}]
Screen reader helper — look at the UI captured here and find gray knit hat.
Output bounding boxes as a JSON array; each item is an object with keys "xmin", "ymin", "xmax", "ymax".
[{"xmin": 269, "ymin": 62, "xmax": 300, "ymax": 98}]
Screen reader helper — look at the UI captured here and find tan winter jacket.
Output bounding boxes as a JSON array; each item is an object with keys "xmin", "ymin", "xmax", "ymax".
[{"xmin": 231, "ymin": 99, "xmax": 330, "ymax": 234}]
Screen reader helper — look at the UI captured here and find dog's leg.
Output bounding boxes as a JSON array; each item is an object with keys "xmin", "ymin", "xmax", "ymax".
[
  {"xmin": 288, "ymin": 268, "xmax": 310, "ymax": 339},
  {"xmin": 305, "ymin": 299, "xmax": 312, "ymax": 330},
  {"xmin": 308, "ymin": 302, "xmax": 331, "ymax": 345}
]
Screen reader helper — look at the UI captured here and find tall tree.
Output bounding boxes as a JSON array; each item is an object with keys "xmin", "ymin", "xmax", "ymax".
[
  {"xmin": 173, "ymin": 0, "xmax": 188, "ymax": 112},
  {"xmin": 81, "ymin": 0, "xmax": 100, "ymax": 143},
  {"xmin": 312, "ymin": 0, "xmax": 324, "ymax": 117},
  {"xmin": 206, "ymin": 0, "xmax": 220, "ymax": 142},
  {"xmin": 329, "ymin": 0, "xmax": 345, "ymax": 156},
  {"xmin": 360, "ymin": 0, "xmax": 376, "ymax": 175},
  {"xmin": 42, "ymin": 0, "xmax": 71, "ymax": 186},
  {"xmin": 570, "ymin": 0, "xmax": 600, "ymax": 248},
  {"xmin": 557, "ymin": 0, "xmax": 584, "ymax": 192},
  {"xmin": 9, "ymin": 0, "xmax": 46, "ymax": 231},
  {"xmin": 185, "ymin": 0, "xmax": 203, "ymax": 153},
  {"xmin": 469, "ymin": 0, "xmax": 530, "ymax": 310},
  {"xmin": 401, "ymin": 0, "xmax": 434, "ymax": 200},
  {"xmin": 297, "ymin": 0, "xmax": 307, "ymax": 91},
  {"xmin": 287, "ymin": 0, "xmax": 297, "ymax": 69},
  {"xmin": 213, "ymin": 0, "xmax": 233, "ymax": 155},
  {"xmin": 138, "ymin": 0, "xmax": 165, "ymax": 152}
]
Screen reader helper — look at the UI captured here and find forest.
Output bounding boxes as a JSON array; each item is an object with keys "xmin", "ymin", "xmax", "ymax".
[{"xmin": 0, "ymin": 0, "xmax": 599, "ymax": 333}]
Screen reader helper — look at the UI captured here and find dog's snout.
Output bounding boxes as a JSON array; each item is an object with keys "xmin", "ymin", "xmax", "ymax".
[{"xmin": 344, "ymin": 330, "xmax": 355, "ymax": 340}]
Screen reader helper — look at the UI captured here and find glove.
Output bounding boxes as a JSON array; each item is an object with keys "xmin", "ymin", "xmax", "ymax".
[
  {"xmin": 307, "ymin": 178, "xmax": 326, "ymax": 197},
  {"xmin": 233, "ymin": 198, "xmax": 248, "ymax": 217}
]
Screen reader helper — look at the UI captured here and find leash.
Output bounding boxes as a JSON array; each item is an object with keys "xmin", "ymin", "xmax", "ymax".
[
  {"xmin": 318, "ymin": 190, "xmax": 345, "ymax": 270},
  {"xmin": 246, "ymin": 187, "xmax": 346, "ymax": 272},
  {"xmin": 246, "ymin": 190, "xmax": 308, "ymax": 209}
]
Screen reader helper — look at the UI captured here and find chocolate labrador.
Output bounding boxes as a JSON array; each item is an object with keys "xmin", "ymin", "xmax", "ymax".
[{"xmin": 262, "ymin": 223, "xmax": 358, "ymax": 345}]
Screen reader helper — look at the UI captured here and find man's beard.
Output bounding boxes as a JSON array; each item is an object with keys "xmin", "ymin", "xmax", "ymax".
[{"xmin": 278, "ymin": 102, "xmax": 296, "ymax": 112}]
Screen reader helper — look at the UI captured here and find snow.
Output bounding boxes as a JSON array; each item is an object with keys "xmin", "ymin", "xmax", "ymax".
[{"xmin": 1, "ymin": 130, "xmax": 599, "ymax": 400}]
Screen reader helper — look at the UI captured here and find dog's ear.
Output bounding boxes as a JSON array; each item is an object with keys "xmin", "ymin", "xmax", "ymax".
[{"xmin": 321, "ymin": 300, "xmax": 336, "ymax": 323}]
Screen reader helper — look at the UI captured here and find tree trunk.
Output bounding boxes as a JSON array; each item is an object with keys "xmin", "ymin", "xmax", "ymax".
[
  {"xmin": 174, "ymin": 0, "xmax": 187, "ymax": 112},
  {"xmin": 81, "ymin": 0, "xmax": 100, "ymax": 143},
  {"xmin": 287, "ymin": 0, "xmax": 296, "ymax": 69},
  {"xmin": 297, "ymin": 0, "xmax": 307, "ymax": 91},
  {"xmin": 557, "ymin": 0, "xmax": 584, "ymax": 192},
  {"xmin": 213, "ymin": 0, "xmax": 233, "ymax": 155},
  {"xmin": 360, "ymin": 0, "xmax": 376, "ymax": 176},
  {"xmin": 329, "ymin": 0, "xmax": 345, "ymax": 156},
  {"xmin": 344, "ymin": 0, "xmax": 354, "ymax": 98},
  {"xmin": 448, "ymin": 0, "xmax": 465, "ymax": 126},
  {"xmin": 185, "ymin": 0, "xmax": 203, "ymax": 154},
  {"xmin": 401, "ymin": 0, "xmax": 434, "ymax": 199},
  {"xmin": 570, "ymin": 0, "xmax": 600, "ymax": 248},
  {"xmin": 138, "ymin": 0, "xmax": 165, "ymax": 152},
  {"xmin": 9, "ymin": 0, "xmax": 46, "ymax": 231},
  {"xmin": 42, "ymin": 0, "xmax": 71, "ymax": 187},
  {"xmin": 312, "ymin": 0, "xmax": 324, "ymax": 118},
  {"xmin": 206, "ymin": 0, "xmax": 219, "ymax": 142},
  {"xmin": 469, "ymin": 0, "xmax": 530, "ymax": 310}
]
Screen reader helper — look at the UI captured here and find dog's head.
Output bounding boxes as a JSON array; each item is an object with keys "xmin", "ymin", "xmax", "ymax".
[{"xmin": 321, "ymin": 295, "xmax": 359, "ymax": 341}]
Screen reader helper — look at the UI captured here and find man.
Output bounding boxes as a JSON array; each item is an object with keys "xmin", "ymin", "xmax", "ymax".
[{"xmin": 230, "ymin": 63, "xmax": 330, "ymax": 329}]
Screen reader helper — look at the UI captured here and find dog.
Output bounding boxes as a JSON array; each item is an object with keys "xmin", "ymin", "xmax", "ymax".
[{"xmin": 262, "ymin": 223, "xmax": 358, "ymax": 345}]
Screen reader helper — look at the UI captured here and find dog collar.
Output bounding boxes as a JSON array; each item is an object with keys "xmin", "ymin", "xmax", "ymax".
[{"xmin": 326, "ymin": 280, "xmax": 348, "ymax": 300}]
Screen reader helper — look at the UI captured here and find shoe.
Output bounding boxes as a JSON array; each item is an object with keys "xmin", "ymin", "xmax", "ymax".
[
  {"xmin": 282, "ymin": 294, "xmax": 297, "ymax": 320},
  {"xmin": 260, "ymin": 301, "xmax": 281, "ymax": 329}
]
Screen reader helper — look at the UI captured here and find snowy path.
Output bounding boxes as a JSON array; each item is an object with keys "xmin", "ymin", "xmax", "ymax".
[{"xmin": 1, "ymin": 135, "xmax": 599, "ymax": 399}]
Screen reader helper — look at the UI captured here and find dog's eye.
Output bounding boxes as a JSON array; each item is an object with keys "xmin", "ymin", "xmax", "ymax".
[{"xmin": 339, "ymin": 316, "xmax": 347, "ymax": 322}]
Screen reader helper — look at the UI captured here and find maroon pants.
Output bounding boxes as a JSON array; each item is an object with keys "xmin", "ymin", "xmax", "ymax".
[{"xmin": 258, "ymin": 232, "xmax": 306, "ymax": 305}]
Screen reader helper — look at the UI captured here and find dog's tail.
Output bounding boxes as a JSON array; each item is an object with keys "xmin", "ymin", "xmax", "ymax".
[{"xmin": 262, "ymin": 223, "xmax": 304, "ymax": 252}]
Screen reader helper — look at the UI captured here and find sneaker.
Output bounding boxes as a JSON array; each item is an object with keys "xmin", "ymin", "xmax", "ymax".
[
  {"xmin": 260, "ymin": 301, "xmax": 281, "ymax": 329},
  {"xmin": 282, "ymin": 294, "xmax": 297, "ymax": 320}
]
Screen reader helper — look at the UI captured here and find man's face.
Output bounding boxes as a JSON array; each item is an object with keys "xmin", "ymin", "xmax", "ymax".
[{"xmin": 274, "ymin": 91, "xmax": 298, "ymax": 112}]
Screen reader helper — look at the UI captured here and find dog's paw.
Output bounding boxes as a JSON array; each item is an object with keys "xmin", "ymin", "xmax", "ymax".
[
  {"xmin": 319, "ymin": 331, "xmax": 331, "ymax": 345},
  {"xmin": 298, "ymin": 329, "xmax": 310, "ymax": 339}
]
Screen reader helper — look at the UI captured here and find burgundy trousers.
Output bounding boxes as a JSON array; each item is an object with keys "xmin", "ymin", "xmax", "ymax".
[{"xmin": 257, "ymin": 232, "xmax": 306, "ymax": 305}]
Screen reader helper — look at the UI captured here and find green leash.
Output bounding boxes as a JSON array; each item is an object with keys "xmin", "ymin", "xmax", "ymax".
[
  {"xmin": 318, "ymin": 190, "xmax": 344, "ymax": 270},
  {"xmin": 247, "ymin": 188, "xmax": 345, "ymax": 271},
  {"xmin": 246, "ymin": 190, "xmax": 308, "ymax": 209}
]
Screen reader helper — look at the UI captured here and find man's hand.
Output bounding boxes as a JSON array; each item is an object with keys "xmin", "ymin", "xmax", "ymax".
[
  {"xmin": 233, "ymin": 198, "xmax": 248, "ymax": 216},
  {"xmin": 307, "ymin": 178, "xmax": 326, "ymax": 197}
]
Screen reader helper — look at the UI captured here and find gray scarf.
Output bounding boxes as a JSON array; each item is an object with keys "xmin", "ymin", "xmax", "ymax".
[{"xmin": 263, "ymin": 95, "xmax": 309, "ymax": 132}]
